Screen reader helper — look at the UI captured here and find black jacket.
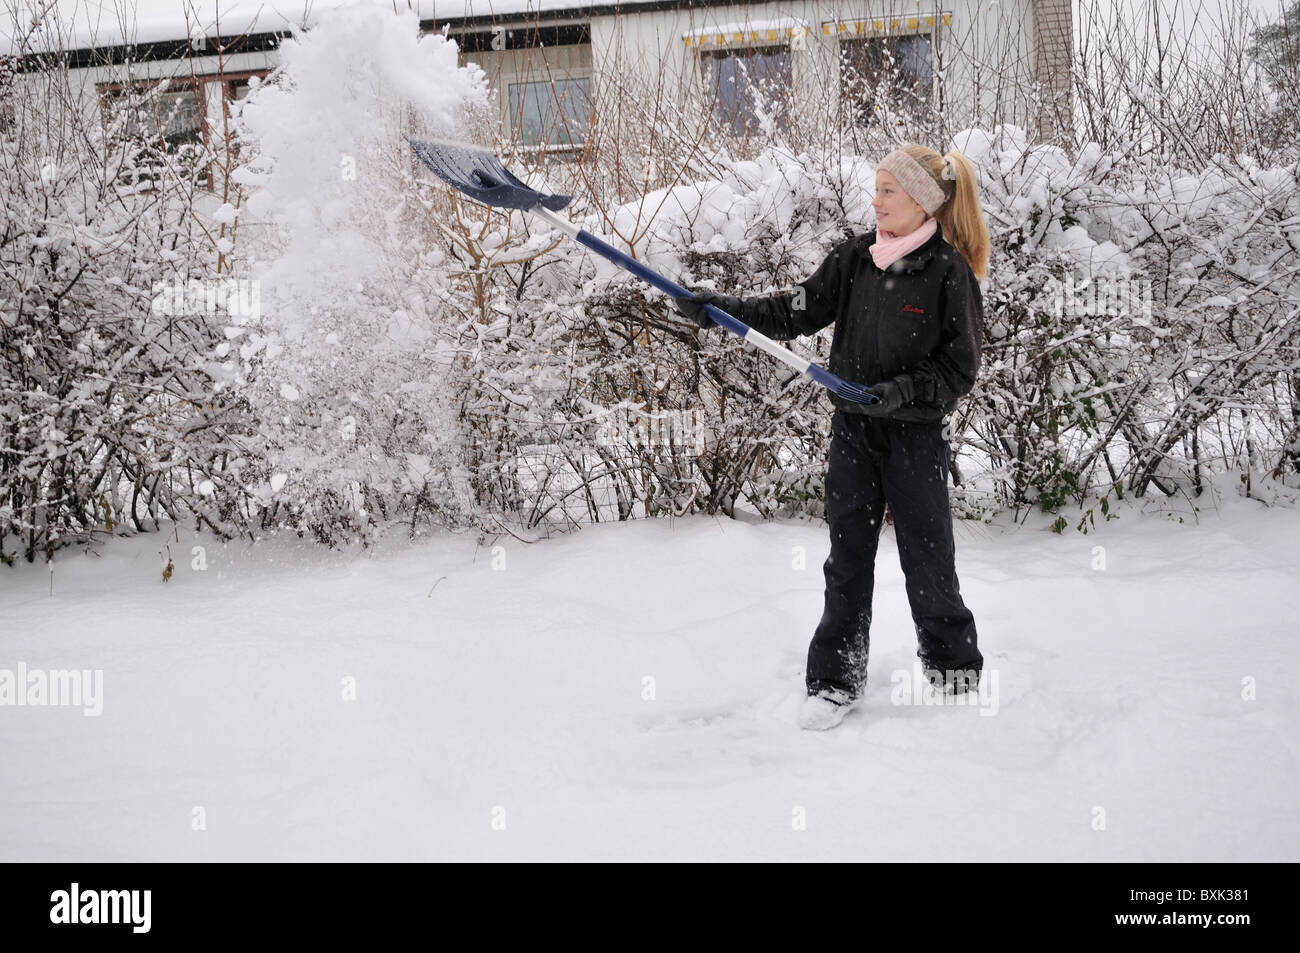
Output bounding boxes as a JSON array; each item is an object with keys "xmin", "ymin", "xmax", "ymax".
[{"xmin": 728, "ymin": 221, "xmax": 984, "ymax": 422}]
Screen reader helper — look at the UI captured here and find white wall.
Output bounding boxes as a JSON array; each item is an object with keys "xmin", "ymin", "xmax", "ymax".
[
  {"xmin": 588, "ymin": 0, "xmax": 1045, "ymax": 137},
  {"xmin": 30, "ymin": 48, "xmax": 277, "ymax": 169}
]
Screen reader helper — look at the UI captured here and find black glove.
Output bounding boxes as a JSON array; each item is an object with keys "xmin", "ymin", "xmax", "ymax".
[
  {"xmin": 672, "ymin": 290, "xmax": 742, "ymax": 329},
  {"xmin": 861, "ymin": 376, "xmax": 914, "ymax": 416}
]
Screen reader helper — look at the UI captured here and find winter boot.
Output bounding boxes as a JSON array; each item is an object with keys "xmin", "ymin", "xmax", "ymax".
[{"xmin": 798, "ymin": 687, "xmax": 856, "ymax": 730}]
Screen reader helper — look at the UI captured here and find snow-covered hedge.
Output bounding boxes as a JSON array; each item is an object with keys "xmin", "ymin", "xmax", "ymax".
[
  {"xmin": 963, "ymin": 126, "xmax": 1300, "ymax": 521},
  {"xmin": 1, "ymin": 49, "xmax": 254, "ymax": 564},
  {"xmin": 6, "ymin": 3, "xmax": 1299, "ymax": 560},
  {"xmin": 490, "ymin": 123, "xmax": 1300, "ymax": 527}
]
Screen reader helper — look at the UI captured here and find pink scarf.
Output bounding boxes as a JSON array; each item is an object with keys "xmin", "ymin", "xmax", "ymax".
[{"xmin": 869, "ymin": 217, "xmax": 937, "ymax": 270}]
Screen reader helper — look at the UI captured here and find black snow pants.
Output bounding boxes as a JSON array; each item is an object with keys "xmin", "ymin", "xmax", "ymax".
[{"xmin": 806, "ymin": 409, "xmax": 982, "ymax": 699}]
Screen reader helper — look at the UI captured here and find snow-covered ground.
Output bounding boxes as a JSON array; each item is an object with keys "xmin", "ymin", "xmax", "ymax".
[{"xmin": 2, "ymin": 487, "xmax": 1298, "ymax": 861}]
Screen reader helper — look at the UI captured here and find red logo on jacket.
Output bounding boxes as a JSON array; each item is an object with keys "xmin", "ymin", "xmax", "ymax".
[{"xmin": 903, "ymin": 304, "xmax": 926, "ymax": 314}]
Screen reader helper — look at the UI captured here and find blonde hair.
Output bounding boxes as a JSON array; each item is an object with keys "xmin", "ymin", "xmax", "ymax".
[{"xmin": 898, "ymin": 143, "xmax": 990, "ymax": 281}]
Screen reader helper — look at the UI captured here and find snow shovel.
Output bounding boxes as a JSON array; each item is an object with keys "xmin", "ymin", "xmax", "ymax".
[{"xmin": 408, "ymin": 137, "xmax": 879, "ymax": 405}]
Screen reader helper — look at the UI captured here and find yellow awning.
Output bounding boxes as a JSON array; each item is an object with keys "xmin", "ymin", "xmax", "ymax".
[
  {"xmin": 821, "ymin": 13, "xmax": 951, "ymax": 36},
  {"xmin": 682, "ymin": 24, "xmax": 810, "ymax": 47}
]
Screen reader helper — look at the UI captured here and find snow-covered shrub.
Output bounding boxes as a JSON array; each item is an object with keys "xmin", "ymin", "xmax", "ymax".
[
  {"xmin": 960, "ymin": 126, "xmax": 1300, "ymax": 517},
  {"xmin": 0, "ymin": 44, "xmax": 252, "ymax": 564},
  {"xmin": 469, "ymin": 113, "xmax": 1300, "ymax": 528}
]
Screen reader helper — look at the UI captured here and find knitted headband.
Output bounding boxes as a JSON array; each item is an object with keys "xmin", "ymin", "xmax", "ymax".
[{"xmin": 877, "ymin": 149, "xmax": 953, "ymax": 216}]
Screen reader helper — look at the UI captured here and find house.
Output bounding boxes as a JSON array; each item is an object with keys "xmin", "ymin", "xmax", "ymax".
[
  {"xmin": 441, "ymin": 1, "xmax": 1076, "ymax": 151},
  {"xmin": 3, "ymin": 0, "xmax": 1075, "ymax": 186}
]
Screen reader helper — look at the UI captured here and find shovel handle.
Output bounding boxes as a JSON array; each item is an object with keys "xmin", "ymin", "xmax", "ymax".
[{"xmin": 530, "ymin": 207, "xmax": 876, "ymax": 404}]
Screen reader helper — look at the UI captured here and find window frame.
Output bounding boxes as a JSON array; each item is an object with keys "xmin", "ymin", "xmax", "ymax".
[
  {"xmin": 685, "ymin": 24, "xmax": 807, "ymax": 139},
  {"xmin": 96, "ymin": 75, "xmax": 206, "ymax": 155},
  {"xmin": 824, "ymin": 13, "xmax": 949, "ymax": 124},
  {"xmin": 504, "ymin": 70, "xmax": 596, "ymax": 155},
  {"xmin": 96, "ymin": 69, "xmax": 272, "ymax": 191},
  {"xmin": 696, "ymin": 41, "xmax": 795, "ymax": 137}
]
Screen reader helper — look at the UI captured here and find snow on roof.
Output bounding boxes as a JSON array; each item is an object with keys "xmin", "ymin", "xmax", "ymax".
[{"xmin": 2, "ymin": 0, "xmax": 666, "ymax": 56}]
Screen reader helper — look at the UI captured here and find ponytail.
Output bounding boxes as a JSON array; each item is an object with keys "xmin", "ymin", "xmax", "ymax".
[{"xmin": 899, "ymin": 143, "xmax": 991, "ymax": 280}]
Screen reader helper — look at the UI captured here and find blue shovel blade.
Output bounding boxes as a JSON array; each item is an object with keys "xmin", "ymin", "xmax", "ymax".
[{"xmin": 408, "ymin": 138, "xmax": 572, "ymax": 212}]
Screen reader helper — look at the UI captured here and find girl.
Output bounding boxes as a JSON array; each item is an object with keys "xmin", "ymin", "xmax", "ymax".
[{"xmin": 675, "ymin": 143, "xmax": 990, "ymax": 730}]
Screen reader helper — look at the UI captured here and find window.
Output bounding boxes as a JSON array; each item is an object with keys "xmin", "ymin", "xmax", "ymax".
[
  {"xmin": 103, "ymin": 81, "xmax": 203, "ymax": 152},
  {"xmin": 840, "ymin": 32, "xmax": 934, "ymax": 120},
  {"xmin": 699, "ymin": 44, "xmax": 792, "ymax": 136},
  {"xmin": 507, "ymin": 75, "xmax": 592, "ymax": 148},
  {"xmin": 99, "ymin": 79, "xmax": 205, "ymax": 186},
  {"xmin": 447, "ymin": 23, "xmax": 592, "ymax": 152},
  {"xmin": 98, "ymin": 71, "xmax": 269, "ymax": 190},
  {"xmin": 230, "ymin": 77, "xmax": 257, "ymax": 103}
]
